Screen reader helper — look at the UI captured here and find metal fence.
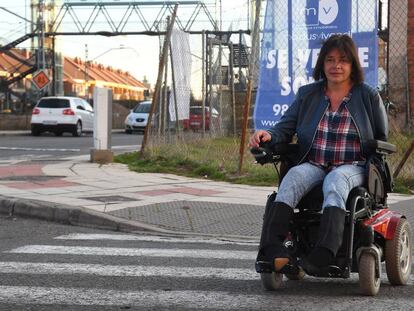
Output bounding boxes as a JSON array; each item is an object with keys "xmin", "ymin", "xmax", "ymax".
[
  {"xmin": 380, "ymin": 0, "xmax": 414, "ymax": 181},
  {"xmin": 143, "ymin": 0, "xmax": 414, "ymax": 185},
  {"xmin": 144, "ymin": 28, "xmax": 245, "ymax": 174},
  {"xmin": 1, "ymin": 1, "xmax": 412, "ymax": 183}
]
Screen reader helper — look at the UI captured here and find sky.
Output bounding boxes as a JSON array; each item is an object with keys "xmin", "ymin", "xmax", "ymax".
[{"xmin": 0, "ymin": 0, "xmax": 252, "ymax": 91}]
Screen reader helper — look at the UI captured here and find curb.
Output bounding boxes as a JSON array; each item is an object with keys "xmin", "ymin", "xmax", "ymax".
[
  {"xmin": 0, "ymin": 196, "xmax": 259, "ymax": 242},
  {"xmin": 0, "ymin": 131, "xmax": 30, "ymax": 136},
  {"xmin": 0, "ymin": 129, "xmax": 126, "ymax": 136},
  {"xmin": 0, "ymin": 195, "xmax": 170, "ymax": 234}
]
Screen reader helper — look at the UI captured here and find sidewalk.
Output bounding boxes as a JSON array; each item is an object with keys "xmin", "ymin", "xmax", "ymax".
[{"xmin": 1, "ymin": 156, "xmax": 414, "ymax": 240}]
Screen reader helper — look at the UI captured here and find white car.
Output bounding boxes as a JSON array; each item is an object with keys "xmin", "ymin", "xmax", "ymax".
[
  {"xmin": 31, "ymin": 96, "xmax": 94, "ymax": 136},
  {"xmin": 124, "ymin": 101, "xmax": 151, "ymax": 134}
]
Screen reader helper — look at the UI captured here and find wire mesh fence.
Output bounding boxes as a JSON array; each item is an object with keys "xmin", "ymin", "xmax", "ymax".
[
  {"xmin": 143, "ymin": 25, "xmax": 250, "ymax": 176},
  {"xmin": 143, "ymin": 0, "xmax": 414, "ymax": 186},
  {"xmin": 0, "ymin": 1, "xmax": 412, "ymax": 185},
  {"xmin": 380, "ymin": 0, "xmax": 414, "ymax": 181}
]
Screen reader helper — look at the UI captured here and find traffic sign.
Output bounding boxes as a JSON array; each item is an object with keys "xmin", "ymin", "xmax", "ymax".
[{"xmin": 32, "ymin": 70, "xmax": 50, "ymax": 90}]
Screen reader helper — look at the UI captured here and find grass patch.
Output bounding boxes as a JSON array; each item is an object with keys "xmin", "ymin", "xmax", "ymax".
[
  {"xmin": 115, "ymin": 137, "xmax": 279, "ymax": 187},
  {"xmin": 115, "ymin": 135, "xmax": 414, "ymax": 193}
]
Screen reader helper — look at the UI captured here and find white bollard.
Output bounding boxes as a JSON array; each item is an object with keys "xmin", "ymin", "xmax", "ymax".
[{"xmin": 90, "ymin": 87, "xmax": 114, "ymax": 164}]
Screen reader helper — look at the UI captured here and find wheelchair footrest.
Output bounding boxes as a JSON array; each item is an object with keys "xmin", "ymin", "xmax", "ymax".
[
  {"xmin": 255, "ymin": 261, "xmax": 273, "ymax": 273},
  {"xmin": 304, "ymin": 265, "xmax": 346, "ymax": 278},
  {"xmin": 256, "ymin": 260, "xmax": 302, "ymax": 275}
]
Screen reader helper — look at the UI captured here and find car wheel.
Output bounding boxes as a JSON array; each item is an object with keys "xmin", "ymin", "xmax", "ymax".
[
  {"xmin": 31, "ymin": 129, "xmax": 41, "ymax": 136},
  {"xmin": 72, "ymin": 121, "xmax": 82, "ymax": 137},
  {"xmin": 385, "ymin": 218, "xmax": 412, "ymax": 285},
  {"xmin": 31, "ymin": 126, "xmax": 41, "ymax": 136},
  {"xmin": 125, "ymin": 129, "xmax": 132, "ymax": 134}
]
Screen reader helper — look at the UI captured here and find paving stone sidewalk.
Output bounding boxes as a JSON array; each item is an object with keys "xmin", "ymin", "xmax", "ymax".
[{"xmin": 0, "ymin": 157, "xmax": 413, "ymax": 239}]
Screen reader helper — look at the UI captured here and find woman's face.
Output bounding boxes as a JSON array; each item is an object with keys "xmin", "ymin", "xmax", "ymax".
[{"xmin": 323, "ymin": 48, "xmax": 352, "ymax": 86}]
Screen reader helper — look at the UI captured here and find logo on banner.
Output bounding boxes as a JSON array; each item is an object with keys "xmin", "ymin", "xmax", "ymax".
[{"xmin": 296, "ymin": 0, "xmax": 339, "ymax": 27}]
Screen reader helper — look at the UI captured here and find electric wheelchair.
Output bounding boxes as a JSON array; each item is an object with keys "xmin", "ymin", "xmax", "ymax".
[{"xmin": 251, "ymin": 140, "xmax": 412, "ymax": 296}]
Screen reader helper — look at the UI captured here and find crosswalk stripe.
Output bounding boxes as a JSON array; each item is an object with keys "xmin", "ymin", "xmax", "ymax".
[
  {"xmin": 0, "ymin": 286, "xmax": 264, "ymax": 309},
  {"xmin": 7, "ymin": 245, "xmax": 256, "ymax": 260},
  {"xmin": 55, "ymin": 233, "xmax": 257, "ymax": 246},
  {"xmin": 0, "ymin": 261, "xmax": 257, "ymax": 280},
  {"xmin": 0, "ymin": 147, "xmax": 80, "ymax": 152}
]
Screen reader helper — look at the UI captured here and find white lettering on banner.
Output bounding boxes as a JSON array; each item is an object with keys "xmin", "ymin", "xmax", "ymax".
[
  {"xmin": 266, "ymin": 50, "xmax": 276, "ymax": 69},
  {"xmin": 266, "ymin": 49, "xmax": 288, "ymax": 69},
  {"xmin": 297, "ymin": 49, "xmax": 312, "ymax": 68},
  {"xmin": 266, "ymin": 47, "xmax": 369, "ymax": 70},
  {"xmin": 273, "ymin": 104, "xmax": 289, "ymax": 116},
  {"xmin": 358, "ymin": 47, "xmax": 369, "ymax": 68},
  {"xmin": 312, "ymin": 49, "xmax": 321, "ymax": 67},
  {"xmin": 261, "ymin": 120, "xmax": 280, "ymax": 127},
  {"xmin": 281, "ymin": 76, "xmax": 315, "ymax": 96},
  {"xmin": 301, "ymin": 7, "xmax": 317, "ymax": 17}
]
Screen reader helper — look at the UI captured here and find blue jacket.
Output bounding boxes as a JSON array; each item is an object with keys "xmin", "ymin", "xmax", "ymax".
[{"xmin": 267, "ymin": 81, "xmax": 388, "ymax": 163}]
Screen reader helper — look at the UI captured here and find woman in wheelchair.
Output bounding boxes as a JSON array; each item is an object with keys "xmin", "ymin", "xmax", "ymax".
[{"xmin": 249, "ymin": 34, "xmax": 388, "ymax": 275}]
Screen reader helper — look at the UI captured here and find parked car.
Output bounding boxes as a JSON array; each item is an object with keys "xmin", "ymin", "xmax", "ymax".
[
  {"xmin": 124, "ymin": 101, "xmax": 152, "ymax": 134},
  {"xmin": 31, "ymin": 96, "xmax": 94, "ymax": 136},
  {"xmin": 183, "ymin": 106, "xmax": 219, "ymax": 131}
]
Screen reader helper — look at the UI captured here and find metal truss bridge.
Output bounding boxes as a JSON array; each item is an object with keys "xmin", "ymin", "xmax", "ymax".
[{"xmin": 48, "ymin": 1, "xmax": 224, "ymax": 36}]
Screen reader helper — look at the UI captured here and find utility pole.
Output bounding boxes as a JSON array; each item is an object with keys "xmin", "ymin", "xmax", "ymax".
[
  {"xmin": 37, "ymin": 0, "xmax": 46, "ymax": 71},
  {"xmin": 85, "ymin": 44, "xmax": 89, "ymax": 101}
]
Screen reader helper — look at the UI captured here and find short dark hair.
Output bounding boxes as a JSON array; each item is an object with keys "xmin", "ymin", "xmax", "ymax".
[{"xmin": 313, "ymin": 34, "xmax": 364, "ymax": 85}]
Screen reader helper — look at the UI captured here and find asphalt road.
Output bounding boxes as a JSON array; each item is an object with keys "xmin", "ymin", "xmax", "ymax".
[
  {"xmin": 0, "ymin": 132, "xmax": 142, "ymax": 162},
  {"xmin": 0, "ymin": 216, "xmax": 413, "ymax": 310}
]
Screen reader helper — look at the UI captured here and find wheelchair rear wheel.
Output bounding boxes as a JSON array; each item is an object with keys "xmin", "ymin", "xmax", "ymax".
[
  {"xmin": 359, "ymin": 252, "xmax": 381, "ymax": 296},
  {"xmin": 385, "ymin": 218, "xmax": 412, "ymax": 285},
  {"xmin": 260, "ymin": 272, "xmax": 283, "ymax": 290}
]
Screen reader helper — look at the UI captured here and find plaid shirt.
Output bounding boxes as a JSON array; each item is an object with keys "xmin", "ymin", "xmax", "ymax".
[{"xmin": 308, "ymin": 93, "xmax": 364, "ymax": 168}]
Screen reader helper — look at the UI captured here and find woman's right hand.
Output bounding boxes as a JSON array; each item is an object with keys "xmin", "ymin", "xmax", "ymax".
[{"xmin": 249, "ymin": 130, "xmax": 271, "ymax": 148}]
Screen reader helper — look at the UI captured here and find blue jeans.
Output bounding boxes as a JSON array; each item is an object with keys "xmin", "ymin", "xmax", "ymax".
[{"xmin": 275, "ymin": 162, "xmax": 366, "ymax": 210}]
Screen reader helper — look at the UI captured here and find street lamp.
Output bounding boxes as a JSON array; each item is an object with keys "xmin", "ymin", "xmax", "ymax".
[{"xmin": 84, "ymin": 44, "xmax": 140, "ymax": 101}]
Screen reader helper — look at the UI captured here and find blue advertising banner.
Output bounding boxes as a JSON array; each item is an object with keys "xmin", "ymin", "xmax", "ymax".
[{"xmin": 254, "ymin": 0, "xmax": 378, "ymax": 130}]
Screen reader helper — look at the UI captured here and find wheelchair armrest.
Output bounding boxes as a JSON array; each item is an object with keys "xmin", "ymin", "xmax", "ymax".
[
  {"xmin": 365, "ymin": 140, "xmax": 396, "ymax": 155},
  {"xmin": 250, "ymin": 143, "xmax": 299, "ymax": 165},
  {"xmin": 269, "ymin": 143, "xmax": 300, "ymax": 155}
]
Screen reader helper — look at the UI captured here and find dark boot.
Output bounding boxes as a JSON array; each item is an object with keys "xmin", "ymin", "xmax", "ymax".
[
  {"xmin": 257, "ymin": 201, "xmax": 294, "ymax": 271},
  {"xmin": 300, "ymin": 206, "xmax": 346, "ymax": 274}
]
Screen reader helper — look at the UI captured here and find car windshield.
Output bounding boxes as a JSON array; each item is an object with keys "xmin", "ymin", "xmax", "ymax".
[
  {"xmin": 190, "ymin": 107, "xmax": 205, "ymax": 115},
  {"xmin": 37, "ymin": 98, "xmax": 70, "ymax": 108},
  {"xmin": 133, "ymin": 103, "xmax": 151, "ymax": 113}
]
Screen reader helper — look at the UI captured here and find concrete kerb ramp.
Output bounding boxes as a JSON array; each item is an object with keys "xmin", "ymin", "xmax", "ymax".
[{"xmin": 0, "ymin": 195, "xmax": 259, "ymax": 242}]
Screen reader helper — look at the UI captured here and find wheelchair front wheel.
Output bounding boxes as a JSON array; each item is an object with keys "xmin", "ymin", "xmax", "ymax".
[
  {"xmin": 385, "ymin": 218, "xmax": 412, "ymax": 285},
  {"xmin": 359, "ymin": 252, "xmax": 381, "ymax": 296},
  {"xmin": 260, "ymin": 272, "xmax": 283, "ymax": 290},
  {"xmin": 285, "ymin": 269, "xmax": 305, "ymax": 280}
]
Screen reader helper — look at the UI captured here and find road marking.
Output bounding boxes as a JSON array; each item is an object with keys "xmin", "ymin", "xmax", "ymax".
[
  {"xmin": 0, "ymin": 261, "xmax": 256, "ymax": 280},
  {"xmin": 7, "ymin": 245, "xmax": 256, "ymax": 260},
  {"xmin": 0, "ymin": 147, "xmax": 80, "ymax": 152},
  {"xmin": 0, "ymin": 286, "xmax": 265, "ymax": 309},
  {"xmin": 55, "ymin": 233, "xmax": 257, "ymax": 245}
]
